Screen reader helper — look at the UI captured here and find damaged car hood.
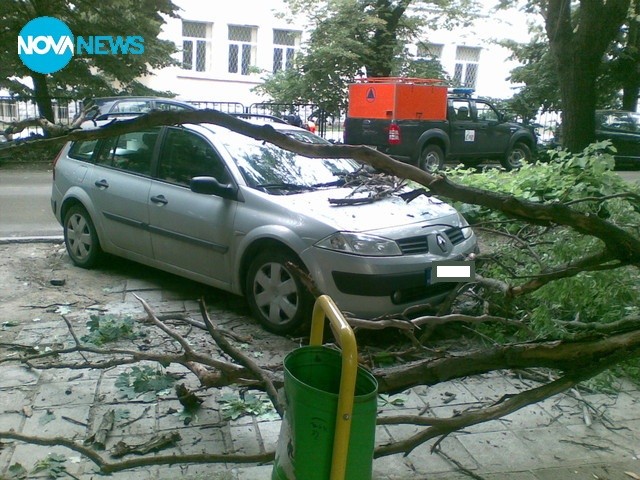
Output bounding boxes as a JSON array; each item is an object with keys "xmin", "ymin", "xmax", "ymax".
[{"xmin": 268, "ymin": 187, "xmax": 460, "ymax": 231}]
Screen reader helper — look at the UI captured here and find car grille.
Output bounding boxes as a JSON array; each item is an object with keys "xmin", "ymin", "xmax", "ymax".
[
  {"xmin": 445, "ymin": 226, "xmax": 465, "ymax": 245},
  {"xmin": 397, "ymin": 227, "xmax": 465, "ymax": 255},
  {"xmin": 397, "ymin": 235, "xmax": 430, "ymax": 255}
]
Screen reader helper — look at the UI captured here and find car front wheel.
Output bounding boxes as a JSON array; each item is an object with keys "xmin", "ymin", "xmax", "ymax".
[
  {"xmin": 63, "ymin": 204, "xmax": 103, "ymax": 268},
  {"xmin": 245, "ymin": 250, "xmax": 312, "ymax": 334},
  {"xmin": 502, "ymin": 142, "xmax": 532, "ymax": 170}
]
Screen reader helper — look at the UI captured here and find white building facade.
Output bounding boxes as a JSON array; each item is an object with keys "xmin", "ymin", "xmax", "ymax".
[
  {"xmin": 141, "ymin": 0, "xmax": 306, "ymax": 106},
  {"xmin": 142, "ymin": 0, "xmax": 531, "ymax": 106}
]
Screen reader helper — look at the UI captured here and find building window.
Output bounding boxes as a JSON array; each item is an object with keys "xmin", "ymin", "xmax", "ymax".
[
  {"xmin": 228, "ymin": 25, "xmax": 257, "ymax": 75},
  {"xmin": 453, "ymin": 46, "xmax": 481, "ymax": 88},
  {"xmin": 273, "ymin": 29, "xmax": 300, "ymax": 73},
  {"xmin": 53, "ymin": 101, "xmax": 69, "ymax": 123},
  {"xmin": 0, "ymin": 100, "xmax": 17, "ymax": 120},
  {"xmin": 182, "ymin": 21, "xmax": 210, "ymax": 72},
  {"xmin": 417, "ymin": 43, "xmax": 443, "ymax": 60}
]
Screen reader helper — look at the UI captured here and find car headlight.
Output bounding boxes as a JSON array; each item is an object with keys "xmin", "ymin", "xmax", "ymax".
[
  {"xmin": 315, "ymin": 232, "xmax": 402, "ymax": 256},
  {"xmin": 458, "ymin": 213, "xmax": 474, "ymax": 239}
]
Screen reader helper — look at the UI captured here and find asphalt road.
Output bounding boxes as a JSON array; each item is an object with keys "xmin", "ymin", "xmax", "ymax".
[
  {"xmin": 0, "ymin": 165, "xmax": 62, "ymax": 239},
  {"xmin": 0, "ymin": 163, "xmax": 638, "ymax": 240}
]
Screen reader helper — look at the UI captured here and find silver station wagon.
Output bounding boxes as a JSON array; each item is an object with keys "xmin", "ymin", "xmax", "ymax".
[{"xmin": 51, "ymin": 120, "xmax": 477, "ymax": 333}]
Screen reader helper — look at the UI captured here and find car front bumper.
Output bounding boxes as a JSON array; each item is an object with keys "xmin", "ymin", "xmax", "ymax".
[{"xmin": 301, "ymin": 233, "xmax": 478, "ymax": 318}]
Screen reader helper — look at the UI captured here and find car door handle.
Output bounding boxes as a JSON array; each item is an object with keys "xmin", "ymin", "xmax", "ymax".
[
  {"xmin": 150, "ymin": 194, "xmax": 168, "ymax": 205},
  {"xmin": 94, "ymin": 179, "xmax": 109, "ymax": 189}
]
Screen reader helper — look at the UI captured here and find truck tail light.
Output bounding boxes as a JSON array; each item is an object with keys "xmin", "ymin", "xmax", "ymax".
[{"xmin": 388, "ymin": 121, "xmax": 401, "ymax": 145}]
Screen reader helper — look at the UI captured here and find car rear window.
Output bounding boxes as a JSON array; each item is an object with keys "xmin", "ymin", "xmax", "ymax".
[{"xmin": 68, "ymin": 139, "xmax": 99, "ymax": 162}]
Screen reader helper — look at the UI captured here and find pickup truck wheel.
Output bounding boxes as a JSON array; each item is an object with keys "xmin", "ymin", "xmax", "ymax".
[
  {"xmin": 420, "ymin": 145, "xmax": 445, "ymax": 172},
  {"xmin": 502, "ymin": 143, "xmax": 531, "ymax": 170}
]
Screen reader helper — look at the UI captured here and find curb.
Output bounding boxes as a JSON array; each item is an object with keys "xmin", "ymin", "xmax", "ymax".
[{"xmin": 0, "ymin": 235, "xmax": 64, "ymax": 245}]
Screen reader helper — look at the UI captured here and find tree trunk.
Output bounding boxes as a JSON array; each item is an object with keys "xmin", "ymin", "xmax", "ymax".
[
  {"xmin": 554, "ymin": 49, "xmax": 599, "ymax": 152},
  {"xmin": 545, "ymin": 0, "xmax": 630, "ymax": 152},
  {"xmin": 365, "ymin": 0, "xmax": 410, "ymax": 77},
  {"xmin": 622, "ymin": 0, "xmax": 640, "ymax": 111},
  {"xmin": 31, "ymin": 73, "xmax": 55, "ymax": 123}
]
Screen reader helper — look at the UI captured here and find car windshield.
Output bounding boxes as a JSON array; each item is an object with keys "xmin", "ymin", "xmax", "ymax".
[
  {"xmin": 597, "ymin": 111, "xmax": 640, "ymax": 133},
  {"xmin": 218, "ymin": 129, "xmax": 361, "ymax": 193}
]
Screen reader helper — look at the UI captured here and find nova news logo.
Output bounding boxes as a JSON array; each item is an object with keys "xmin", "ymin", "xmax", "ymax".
[{"xmin": 18, "ymin": 16, "xmax": 144, "ymax": 74}]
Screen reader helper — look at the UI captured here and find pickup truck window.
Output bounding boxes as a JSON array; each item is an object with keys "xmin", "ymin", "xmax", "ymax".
[
  {"xmin": 452, "ymin": 100, "xmax": 472, "ymax": 120},
  {"xmin": 476, "ymin": 102, "xmax": 500, "ymax": 122}
]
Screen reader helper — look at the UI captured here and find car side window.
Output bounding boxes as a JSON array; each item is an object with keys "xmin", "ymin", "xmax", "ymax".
[
  {"xmin": 155, "ymin": 102, "xmax": 192, "ymax": 112},
  {"xmin": 158, "ymin": 128, "xmax": 230, "ymax": 186},
  {"xmin": 94, "ymin": 129, "xmax": 159, "ymax": 175},
  {"xmin": 68, "ymin": 139, "xmax": 99, "ymax": 162},
  {"xmin": 111, "ymin": 100, "xmax": 152, "ymax": 114}
]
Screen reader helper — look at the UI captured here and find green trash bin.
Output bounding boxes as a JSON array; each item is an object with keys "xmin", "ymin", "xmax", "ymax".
[{"xmin": 272, "ymin": 346, "xmax": 378, "ymax": 480}]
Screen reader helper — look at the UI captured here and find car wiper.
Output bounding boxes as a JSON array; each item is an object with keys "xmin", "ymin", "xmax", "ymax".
[
  {"xmin": 311, "ymin": 179, "xmax": 346, "ymax": 188},
  {"xmin": 255, "ymin": 183, "xmax": 315, "ymax": 193}
]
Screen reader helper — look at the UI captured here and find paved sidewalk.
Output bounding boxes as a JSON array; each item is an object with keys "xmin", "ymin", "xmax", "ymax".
[{"xmin": 1, "ymin": 242, "xmax": 639, "ymax": 479}]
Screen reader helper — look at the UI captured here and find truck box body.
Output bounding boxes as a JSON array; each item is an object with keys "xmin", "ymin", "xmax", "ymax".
[{"xmin": 348, "ymin": 78, "xmax": 448, "ymax": 121}]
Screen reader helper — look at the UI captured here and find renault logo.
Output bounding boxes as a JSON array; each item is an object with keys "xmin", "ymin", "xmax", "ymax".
[{"xmin": 436, "ymin": 234, "xmax": 447, "ymax": 252}]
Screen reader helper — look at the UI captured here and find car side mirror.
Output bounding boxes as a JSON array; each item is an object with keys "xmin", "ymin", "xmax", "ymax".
[{"xmin": 190, "ymin": 176, "xmax": 238, "ymax": 200}]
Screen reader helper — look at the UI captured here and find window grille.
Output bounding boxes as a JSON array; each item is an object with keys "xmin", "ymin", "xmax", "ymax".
[
  {"xmin": 417, "ymin": 43, "xmax": 443, "ymax": 59},
  {"xmin": 453, "ymin": 46, "xmax": 481, "ymax": 88},
  {"xmin": 273, "ymin": 29, "xmax": 300, "ymax": 73},
  {"xmin": 182, "ymin": 21, "xmax": 210, "ymax": 72},
  {"xmin": 54, "ymin": 102, "xmax": 69, "ymax": 124},
  {"xmin": 0, "ymin": 100, "xmax": 17, "ymax": 120},
  {"xmin": 228, "ymin": 25, "xmax": 256, "ymax": 75}
]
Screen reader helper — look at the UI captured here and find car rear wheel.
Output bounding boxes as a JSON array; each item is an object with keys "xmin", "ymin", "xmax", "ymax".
[
  {"xmin": 502, "ymin": 142, "xmax": 531, "ymax": 170},
  {"xmin": 420, "ymin": 144, "xmax": 445, "ymax": 172},
  {"xmin": 245, "ymin": 250, "xmax": 312, "ymax": 334},
  {"xmin": 63, "ymin": 204, "xmax": 103, "ymax": 268}
]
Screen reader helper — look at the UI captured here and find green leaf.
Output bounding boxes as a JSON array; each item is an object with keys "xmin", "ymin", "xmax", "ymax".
[
  {"xmin": 39, "ymin": 411, "xmax": 56, "ymax": 426},
  {"xmin": 6, "ymin": 463, "xmax": 27, "ymax": 480}
]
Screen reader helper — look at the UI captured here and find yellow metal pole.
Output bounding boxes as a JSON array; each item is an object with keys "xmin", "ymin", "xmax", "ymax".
[{"xmin": 310, "ymin": 295, "xmax": 358, "ymax": 480}]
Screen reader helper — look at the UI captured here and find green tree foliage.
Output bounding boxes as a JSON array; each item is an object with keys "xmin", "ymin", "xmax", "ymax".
[
  {"xmin": 256, "ymin": 0, "xmax": 476, "ymax": 114},
  {"xmin": 0, "ymin": 0, "xmax": 179, "ymax": 121},
  {"xmin": 497, "ymin": 0, "xmax": 631, "ymax": 152},
  {"xmin": 447, "ymin": 144, "xmax": 640, "ymax": 341},
  {"xmin": 501, "ymin": 3, "xmax": 640, "ymax": 116}
]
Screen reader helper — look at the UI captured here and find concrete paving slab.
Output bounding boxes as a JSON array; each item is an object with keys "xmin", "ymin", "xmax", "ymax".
[
  {"xmin": 455, "ymin": 430, "xmax": 543, "ymax": 473},
  {"xmin": 0, "ymin": 364, "xmax": 40, "ymax": 388},
  {"xmin": 531, "ymin": 462, "xmax": 640, "ymax": 480},
  {"xmin": 403, "ymin": 436, "xmax": 480, "ymax": 474}
]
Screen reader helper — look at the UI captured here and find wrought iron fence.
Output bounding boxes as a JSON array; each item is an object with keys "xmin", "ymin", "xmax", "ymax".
[
  {"xmin": 0, "ymin": 96, "xmax": 349, "ymax": 144},
  {"xmin": 0, "ymin": 96, "xmax": 83, "ymax": 125}
]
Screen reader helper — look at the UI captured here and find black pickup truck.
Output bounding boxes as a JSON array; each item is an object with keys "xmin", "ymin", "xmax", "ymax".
[{"xmin": 344, "ymin": 90, "xmax": 537, "ymax": 171}]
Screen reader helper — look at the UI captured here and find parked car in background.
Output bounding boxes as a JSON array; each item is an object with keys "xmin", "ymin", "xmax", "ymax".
[
  {"xmin": 51, "ymin": 118, "xmax": 477, "ymax": 334},
  {"xmin": 595, "ymin": 110, "xmax": 640, "ymax": 168},
  {"xmin": 81, "ymin": 96, "xmax": 196, "ymax": 120}
]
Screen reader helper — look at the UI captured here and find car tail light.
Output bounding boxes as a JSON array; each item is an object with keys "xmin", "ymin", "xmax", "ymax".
[
  {"xmin": 388, "ymin": 121, "xmax": 401, "ymax": 145},
  {"xmin": 52, "ymin": 146, "xmax": 65, "ymax": 181}
]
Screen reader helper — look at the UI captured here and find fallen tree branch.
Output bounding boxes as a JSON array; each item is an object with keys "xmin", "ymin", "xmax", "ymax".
[
  {"xmin": 199, "ymin": 299, "xmax": 284, "ymax": 417},
  {"xmin": 375, "ymin": 362, "xmax": 608, "ymax": 457},
  {"xmin": 0, "ymin": 431, "xmax": 274, "ymax": 473},
  {"xmin": 374, "ymin": 326, "xmax": 640, "ymax": 393},
  {"xmin": 2, "ymin": 108, "xmax": 638, "ymax": 265}
]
